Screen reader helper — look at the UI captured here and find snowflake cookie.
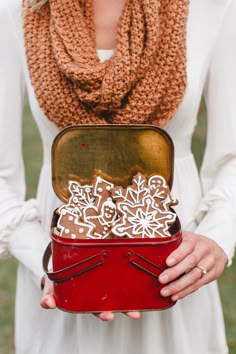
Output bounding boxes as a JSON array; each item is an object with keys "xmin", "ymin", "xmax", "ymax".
[
  {"xmin": 112, "ymin": 197, "xmax": 176, "ymax": 238},
  {"xmin": 111, "ymin": 173, "xmax": 178, "ymax": 238}
]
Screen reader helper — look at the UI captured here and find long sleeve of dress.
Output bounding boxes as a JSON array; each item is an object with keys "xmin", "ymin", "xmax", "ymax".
[
  {"xmin": 0, "ymin": 4, "xmax": 48, "ymax": 286},
  {"xmin": 195, "ymin": 0, "xmax": 236, "ymax": 265}
]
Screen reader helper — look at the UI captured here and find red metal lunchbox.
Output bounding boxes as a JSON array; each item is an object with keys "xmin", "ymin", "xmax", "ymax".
[{"xmin": 43, "ymin": 125, "xmax": 182, "ymax": 313}]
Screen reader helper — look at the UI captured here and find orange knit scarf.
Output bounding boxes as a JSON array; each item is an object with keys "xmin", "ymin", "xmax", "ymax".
[{"xmin": 23, "ymin": 0, "xmax": 189, "ymax": 129}]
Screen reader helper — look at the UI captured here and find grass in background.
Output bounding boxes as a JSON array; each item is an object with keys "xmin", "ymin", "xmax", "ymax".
[{"xmin": 0, "ymin": 103, "xmax": 235, "ymax": 353}]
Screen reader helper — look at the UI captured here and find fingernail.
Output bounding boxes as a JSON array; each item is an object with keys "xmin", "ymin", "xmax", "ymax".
[
  {"xmin": 159, "ymin": 274, "xmax": 169, "ymax": 283},
  {"xmin": 167, "ymin": 257, "xmax": 176, "ymax": 266},
  {"xmin": 161, "ymin": 288, "xmax": 170, "ymax": 297},
  {"xmin": 106, "ymin": 313, "xmax": 115, "ymax": 321},
  {"xmin": 172, "ymin": 295, "xmax": 179, "ymax": 301}
]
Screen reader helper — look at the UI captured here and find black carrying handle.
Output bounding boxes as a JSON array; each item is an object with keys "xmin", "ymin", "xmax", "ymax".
[
  {"xmin": 43, "ymin": 242, "xmax": 106, "ymax": 283},
  {"xmin": 127, "ymin": 251, "xmax": 164, "ymax": 278}
]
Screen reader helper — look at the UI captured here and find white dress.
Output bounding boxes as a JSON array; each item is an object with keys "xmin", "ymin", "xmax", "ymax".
[{"xmin": 1, "ymin": 1, "xmax": 236, "ymax": 353}]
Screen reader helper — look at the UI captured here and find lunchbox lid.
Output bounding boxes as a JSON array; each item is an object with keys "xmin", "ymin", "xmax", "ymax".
[{"xmin": 52, "ymin": 124, "xmax": 174, "ymax": 202}]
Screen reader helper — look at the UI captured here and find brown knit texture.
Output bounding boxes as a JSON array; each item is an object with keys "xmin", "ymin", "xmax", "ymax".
[{"xmin": 23, "ymin": 0, "xmax": 189, "ymax": 129}]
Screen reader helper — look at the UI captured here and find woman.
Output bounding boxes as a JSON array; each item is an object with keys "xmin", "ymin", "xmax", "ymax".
[{"xmin": 0, "ymin": 0, "xmax": 235, "ymax": 353}]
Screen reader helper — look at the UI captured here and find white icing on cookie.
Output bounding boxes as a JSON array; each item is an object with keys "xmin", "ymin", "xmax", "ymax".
[
  {"xmin": 57, "ymin": 209, "xmax": 94, "ymax": 239},
  {"xmin": 92, "ymin": 176, "xmax": 114, "ymax": 210},
  {"xmin": 56, "ymin": 173, "xmax": 178, "ymax": 240},
  {"xmin": 112, "ymin": 196, "xmax": 176, "ymax": 238},
  {"xmin": 84, "ymin": 199, "xmax": 117, "ymax": 239}
]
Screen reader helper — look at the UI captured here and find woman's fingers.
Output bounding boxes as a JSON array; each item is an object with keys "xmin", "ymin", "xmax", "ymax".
[
  {"xmin": 40, "ymin": 276, "xmax": 57, "ymax": 309},
  {"xmin": 93, "ymin": 312, "xmax": 115, "ymax": 321},
  {"xmin": 40, "ymin": 294, "xmax": 57, "ymax": 309},
  {"xmin": 159, "ymin": 249, "xmax": 214, "ymax": 285},
  {"xmin": 159, "ymin": 231, "xmax": 201, "ymax": 284},
  {"xmin": 170, "ymin": 269, "xmax": 212, "ymax": 301},
  {"xmin": 165, "ymin": 230, "xmax": 197, "ymax": 267},
  {"xmin": 159, "ymin": 231, "xmax": 227, "ymax": 300},
  {"xmin": 124, "ymin": 311, "xmax": 141, "ymax": 320},
  {"xmin": 160, "ymin": 265, "xmax": 212, "ymax": 299},
  {"xmin": 94, "ymin": 311, "xmax": 141, "ymax": 321}
]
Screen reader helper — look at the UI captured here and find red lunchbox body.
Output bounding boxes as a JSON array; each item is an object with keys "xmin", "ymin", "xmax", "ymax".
[{"xmin": 44, "ymin": 124, "xmax": 182, "ymax": 313}]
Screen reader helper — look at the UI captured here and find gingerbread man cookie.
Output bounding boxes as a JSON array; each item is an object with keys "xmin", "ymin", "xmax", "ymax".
[{"xmin": 148, "ymin": 175, "xmax": 178, "ymax": 210}]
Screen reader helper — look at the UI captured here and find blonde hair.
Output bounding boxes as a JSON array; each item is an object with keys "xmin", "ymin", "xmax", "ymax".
[{"xmin": 30, "ymin": 0, "xmax": 48, "ymax": 11}]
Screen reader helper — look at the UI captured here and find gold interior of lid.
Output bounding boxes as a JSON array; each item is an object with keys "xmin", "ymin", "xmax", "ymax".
[{"xmin": 52, "ymin": 125, "xmax": 174, "ymax": 202}]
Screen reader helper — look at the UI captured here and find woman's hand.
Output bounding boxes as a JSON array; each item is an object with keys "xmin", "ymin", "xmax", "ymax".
[
  {"xmin": 40, "ymin": 276, "xmax": 141, "ymax": 321},
  {"xmin": 158, "ymin": 230, "xmax": 228, "ymax": 301},
  {"xmin": 40, "ymin": 275, "xmax": 57, "ymax": 309}
]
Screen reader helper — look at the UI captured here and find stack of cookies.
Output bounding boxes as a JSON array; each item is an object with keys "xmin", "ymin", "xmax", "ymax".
[{"xmin": 55, "ymin": 173, "xmax": 178, "ymax": 239}]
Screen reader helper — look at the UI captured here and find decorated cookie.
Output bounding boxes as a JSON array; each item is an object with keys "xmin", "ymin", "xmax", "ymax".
[
  {"xmin": 55, "ymin": 172, "xmax": 178, "ymax": 240},
  {"xmin": 148, "ymin": 175, "xmax": 178, "ymax": 210},
  {"xmin": 148, "ymin": 175, "xmax": 170, "ymax": 199},
  {"xmin": 112, "ymin": 196, "xmax": 176, "ymax": 238},
  {"xmin": 69, "ymin": 181, "xmax": 94, "ymax": 211},
  {"xmin": 57, "ymin": 180, "xmax": 95, "ymax": 216},
  {"xmin": 112, "ymin": 173, "xmax": 149, "ymax": 206},
  {"xmin": 83, "ymin": 198, "xmax": 117, "ymax": 239},
  {"xmin": 57, "ymin": 208, "xmax": 94, "ymax": 239},
  {"xmin": 92, "ymin": 176, "xmax": 114, "ymax": 210}
]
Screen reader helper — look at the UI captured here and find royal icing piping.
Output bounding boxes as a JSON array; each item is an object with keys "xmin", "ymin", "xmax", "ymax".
[{"xmin": 56, "ymin": 173, "xmax": 178, "ymax": 239}]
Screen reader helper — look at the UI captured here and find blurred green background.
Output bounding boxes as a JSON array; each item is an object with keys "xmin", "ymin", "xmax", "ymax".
[{"xmin": 0, "ymin": 103, "xmax": 235, "ymax": 353}]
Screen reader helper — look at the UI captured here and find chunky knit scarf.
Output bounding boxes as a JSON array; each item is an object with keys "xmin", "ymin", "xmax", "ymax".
[{"xmin": 23, "ymin": 0, "xmax": 189, "ymax": 129}]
